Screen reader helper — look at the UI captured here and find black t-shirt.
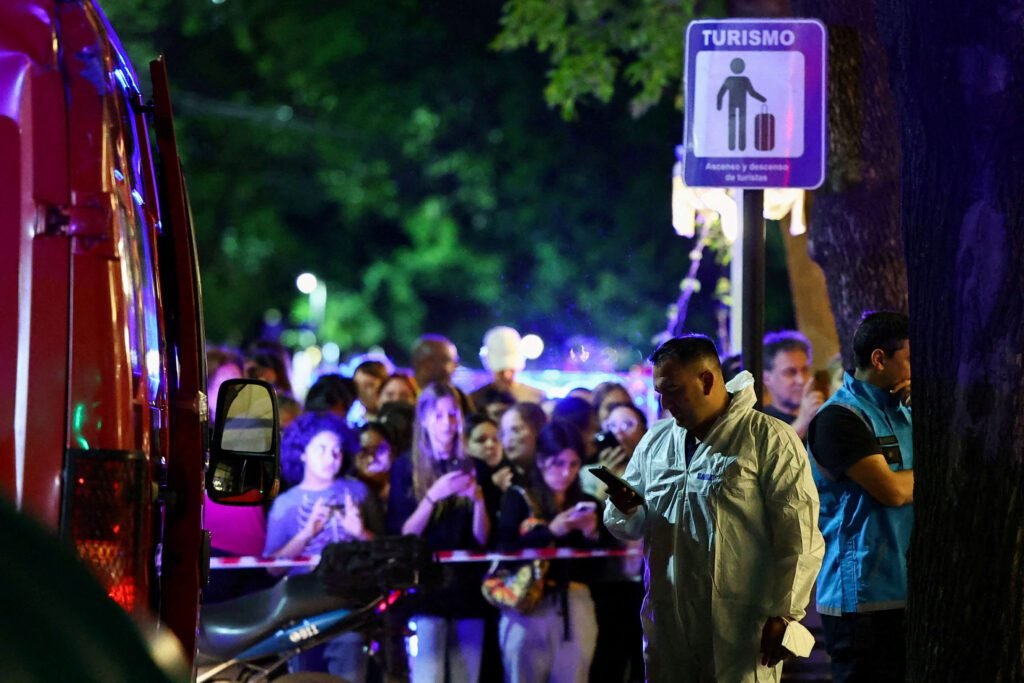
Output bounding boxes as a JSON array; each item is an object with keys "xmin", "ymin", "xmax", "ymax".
[
  {"xmin": 496, "ymin": 487, "xmax": 609, "ymax": 588},
  {"xmin": 386, "ymin": 453, "xmax": 489, "ymax": 617},
  {"xmin": 807, "ymin": 405, "xmax": 880, "ymax": 480},
  {"xmin": 762, "ymin": 404, "xmax": 796, "ymax": 425}
]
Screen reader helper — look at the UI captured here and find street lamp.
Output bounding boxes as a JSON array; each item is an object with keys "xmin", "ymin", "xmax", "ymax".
[
  {"xmin": 295, "ymin": 272, "xmax": 326, "ymax": 335},
  {"xmin": 521, "ymin": 334, "xmax": 544, "ymax": 361},
  {"xmin": 296, "ymin": 272, "xmax": 318, "ymax": 295}
]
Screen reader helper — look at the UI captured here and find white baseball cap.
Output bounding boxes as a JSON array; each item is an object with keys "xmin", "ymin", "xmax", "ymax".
[{"xmin": 480, "ymin": 326, "xmax": 525, "ymax": 372}]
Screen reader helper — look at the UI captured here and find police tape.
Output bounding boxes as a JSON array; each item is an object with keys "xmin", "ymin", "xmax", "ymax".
[{"xmin": 209, "ymin": 547, "xmax": 641, "ymax": 570}]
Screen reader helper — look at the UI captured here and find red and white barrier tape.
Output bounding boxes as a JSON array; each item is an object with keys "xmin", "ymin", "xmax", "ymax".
[
  {"xmin": 210, "ymin": 555, "xmax": 322, "ymax": 570},
  {"xmin": 209, "ymin": 547, "xmax": 640, "ymax": 570},
  {"xmin": 435, "ymin": 548, "xmax": 640, "ymax": 563}
]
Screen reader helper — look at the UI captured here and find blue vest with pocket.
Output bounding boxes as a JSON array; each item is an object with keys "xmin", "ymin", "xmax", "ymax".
[{"xmin": 808, "ymin": 372, "xmax": 914, "ymax": 615}]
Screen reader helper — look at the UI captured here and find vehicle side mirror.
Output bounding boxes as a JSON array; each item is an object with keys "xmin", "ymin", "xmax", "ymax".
[{"xmin": 206, "ymin": 379, "xmax": 280, "ymax": 505}]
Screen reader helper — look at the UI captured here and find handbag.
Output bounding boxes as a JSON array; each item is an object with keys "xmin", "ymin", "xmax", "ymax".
[{"xmin": 481, "ymin": 487, "xmax": 549, "ymax": 614}]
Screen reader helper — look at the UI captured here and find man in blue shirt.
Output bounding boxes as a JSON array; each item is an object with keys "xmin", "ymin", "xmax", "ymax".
[{"xmin": 807, "ymin": 311, "xmax": 913, "ymax": 683}]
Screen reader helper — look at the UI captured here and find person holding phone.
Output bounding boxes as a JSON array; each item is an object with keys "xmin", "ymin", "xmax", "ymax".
[
  {"xmin": 264, "ymin": 411, "xmax": 383, "ymax": 681},
  {"xmin": 387, "ymin": 382, "xmax": 490, "ymax": 683},
  {"xmin": 496, "ymin": 420, "xmax": 607, "ymax": 683},
  {"xmin": 353, "ymin": 421, "xmax": 396, "ymax": 511},
  {"xmin": 761, "ymin": 330, "xmax": 827, "ymax": 439},
  {"xmin": 588, "ymin": 402, "xmax": 649, "ymax": 500},
  {"xmin": 588, "ymin": 401, "xmax": 648, "ymax": 683},
  {"xmin": 464, "ymin": 413, "xmax": 518, "ymax": 525},
  {"xmin": 604, "ymin": 335, "xmax": 824, "ymax": 683}
]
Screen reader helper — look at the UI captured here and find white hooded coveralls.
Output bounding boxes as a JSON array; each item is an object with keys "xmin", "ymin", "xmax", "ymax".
[{"xmin": 604, "ymin": 372, "xmax": 824, "ymax": 683}]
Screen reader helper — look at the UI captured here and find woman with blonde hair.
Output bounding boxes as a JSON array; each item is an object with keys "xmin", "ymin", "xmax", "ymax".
[{"xmin": 387, "ymin": 382, "xmax": 490, "ymax": 682}]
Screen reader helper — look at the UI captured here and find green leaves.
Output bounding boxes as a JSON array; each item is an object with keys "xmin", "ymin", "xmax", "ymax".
[{"xmin": 494, "ymin": 0, "xmax": 707, "ymax": 119}]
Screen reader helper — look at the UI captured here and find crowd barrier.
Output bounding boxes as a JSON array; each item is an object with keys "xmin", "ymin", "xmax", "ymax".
[{"xmin": 209, "ymin": 546, "xmax": 641, "ymax": 570}]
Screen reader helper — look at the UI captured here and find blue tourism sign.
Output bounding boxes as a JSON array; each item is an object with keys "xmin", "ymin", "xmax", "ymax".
[{"xmin": 683, "ymin": 19, "xmax": 827, "ymax": 188}]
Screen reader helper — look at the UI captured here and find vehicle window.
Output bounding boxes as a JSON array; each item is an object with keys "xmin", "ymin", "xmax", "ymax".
[{"xmin": 110, "ymin": 68, "xmax": 164, "ymax": 401}]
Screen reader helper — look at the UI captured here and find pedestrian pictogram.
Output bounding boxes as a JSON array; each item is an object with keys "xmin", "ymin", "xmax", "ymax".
[
  {"xmin": 683, "ymin": 19, "xmax": 827, "ymax": 188},
  {"xmin": 716, "ymin": 58, "xmax": 767, "ymax": 151}
]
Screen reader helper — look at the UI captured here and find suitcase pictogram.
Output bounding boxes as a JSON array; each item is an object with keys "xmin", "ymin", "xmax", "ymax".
[{"xmin": 754, "ymin": 105, "xmax": 775, "ymax": 151}]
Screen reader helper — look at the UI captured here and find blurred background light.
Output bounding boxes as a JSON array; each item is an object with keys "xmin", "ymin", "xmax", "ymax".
[
  {"xmin": 296, "ymin": 272, "xmax": 318, "ymax": 295},
  {"xmin": 521, "ymin": 334, "xmax": 544, "ymax": 360}
]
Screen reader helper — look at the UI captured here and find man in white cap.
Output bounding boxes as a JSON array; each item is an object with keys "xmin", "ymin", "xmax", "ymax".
[{"xmin": 470, "ymin": 326, "xmax": 545, "ymax": 406}]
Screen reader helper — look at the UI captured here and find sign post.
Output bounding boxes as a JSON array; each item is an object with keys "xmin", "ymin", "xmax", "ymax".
[{"xmin": 683, "ymin": 19, "xmax": 827, "ymax": 406}]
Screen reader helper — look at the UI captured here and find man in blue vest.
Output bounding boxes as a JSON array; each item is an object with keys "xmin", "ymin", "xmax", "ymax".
[{"xmin": 807, "ymin": 311, "xmax": 913, "ymax": 683}]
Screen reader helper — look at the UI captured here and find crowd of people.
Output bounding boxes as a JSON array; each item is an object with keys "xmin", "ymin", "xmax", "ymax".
[
  {"xmin": 203, "ymin": 328, "xmax": 649, "ymax": 683},
  {"xmin": 203, "ymin": 313, "xmax": 914, "ymax": 683}
]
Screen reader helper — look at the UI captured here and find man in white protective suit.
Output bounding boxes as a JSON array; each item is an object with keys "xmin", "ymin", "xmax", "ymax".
[{"xmin": 604, "ymin": 335, "xmax": 824, "ymax": 683}]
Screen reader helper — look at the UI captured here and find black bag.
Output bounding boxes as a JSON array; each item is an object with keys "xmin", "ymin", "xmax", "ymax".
[
  {"xmin": 754, "ymin": 105, "xmax": 775, "ymax": 151},
  {"xmin": 315, "ymin": 535, "xmax": 432, "ymax": 600}
]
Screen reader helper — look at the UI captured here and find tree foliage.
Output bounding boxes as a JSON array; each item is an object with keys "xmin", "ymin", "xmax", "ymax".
[
  {"xmin": 102, "ymin": 0, "xmax": 693, "ymax": 364},
  {"xmin": 493, "ymin": 0, "xmax": 725, "ymax": 118}
]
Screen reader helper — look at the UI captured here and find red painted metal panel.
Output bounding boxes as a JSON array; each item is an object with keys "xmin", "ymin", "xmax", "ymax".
[
  {"xmin": 151, "ymin": 55, "xmax": 208, "ymax": 660},
  {"xmin": 0, "ymin": 62, "xmax": 34, "ymax": 509},
  {"xmin": 0, "ymin": 1, "xmax": 55, "ymax": 68},
  {"xmin": 0, "ymin": 1, "xmax": 72, "ymax": 528},
  {"xmin": 58, "ymin": 0, "xmax": 161, "ymax": 620},
  {"xmin": 1, "ymin": 0, "xmax": 207, "ymax": 656},
  {"xmin": 20, "ymin": 234, "xmax": 72, "ymax": 526}
]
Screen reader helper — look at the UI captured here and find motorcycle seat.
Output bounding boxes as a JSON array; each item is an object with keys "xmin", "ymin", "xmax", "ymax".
[{"xmin": 197, "ymin": 573, "xmax": 356, "ymax": 660}]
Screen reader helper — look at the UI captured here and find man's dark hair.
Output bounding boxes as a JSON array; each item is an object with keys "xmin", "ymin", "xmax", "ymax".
[
  {"xmin": 649, "ymin": 334, "xmax": 722, "ymax": 371},
  {"xmin": 478, "ymin": 386, "xmax": 516, "ymax": 408},
  {"xmin": 411, "ymin": 334, "xmax": 454, "ymax": 364},
  {"xmin": 354, "ymin": 360, "xmax": 389, "ymax": 382},
  {"xmin": 852, "ymin": 311, "xmax": 909, "ymax": 369},
  {"xmin": 305, "ymin": 373, "xmax": 355, "ymax": 413},
  {"xmin": 763, "ymin": 330, "xmax": 811, "ymax": 370}
]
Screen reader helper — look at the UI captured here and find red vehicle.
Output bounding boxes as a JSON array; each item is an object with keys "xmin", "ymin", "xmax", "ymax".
[{"xmin": 0, "ymin": 0, "xmax": 276, "ymax": 667}]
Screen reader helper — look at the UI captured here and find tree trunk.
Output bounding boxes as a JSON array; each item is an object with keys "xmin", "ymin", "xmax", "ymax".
[
  {"xmin": 877, "ymin": 0, "xmax": 1024, "ymax": 680},
  {"xmin": 790, "ymin": 1, "xmax": 908, "ymax": 367},
  {"xmin": 778, "ymin": 209, "xmax": 840, "ymax": 370}
]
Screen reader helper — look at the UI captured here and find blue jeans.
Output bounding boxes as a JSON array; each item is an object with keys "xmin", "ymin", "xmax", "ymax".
[
  {"xmin": 407, "ymin": 615, "xmax": 484, "ymax": 683},
  {"xmin": 499, "ymin": 584, "xmax": 597, "ymax": 683}
]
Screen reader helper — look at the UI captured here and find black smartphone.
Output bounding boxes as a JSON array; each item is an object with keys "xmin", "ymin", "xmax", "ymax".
[
  {"xmin": 593, "ymin": 430, "xmax": 620, "ymax": 451},
  {"xmin": 587, "ymin": 465, "xmax": 644, "ymax": 504},
  {"xmin": 441, "ymin": 457, "xmax": 475, "ymax": 476}
]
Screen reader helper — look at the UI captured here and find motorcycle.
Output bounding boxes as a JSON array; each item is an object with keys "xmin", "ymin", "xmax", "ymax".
[{"xmin": 196, "ymin": 537, "xmax": 430, "ymax": 683}]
